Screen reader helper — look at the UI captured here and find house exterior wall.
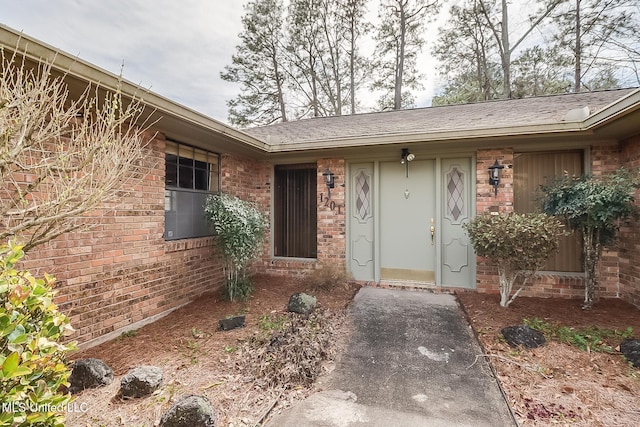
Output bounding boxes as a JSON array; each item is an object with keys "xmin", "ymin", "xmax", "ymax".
[
  {"xmin": 17, "ymin": 132, "xmax": 639, "ymax": 348},
  {"xmin": 619, "ymin": 134, "xmax": 640, "ymax": 306},
  {"xmin": 317, "ymin": 159, "xmax": 346, "ymax": 267},
  {"xmin": 473, "ymin": 142, "xmax": 629, "ymax": 300},
  {"xmin": 222, "ymin": 156, "xmax": 347, "ymax": 277},
  {"xmin": 21, "ymin": 134, "xmax": 225, "ymax": 348}
]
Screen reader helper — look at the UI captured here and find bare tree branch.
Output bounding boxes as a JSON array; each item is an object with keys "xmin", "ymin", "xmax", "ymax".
[{"xmin": 0, "ymin": 48, "xmax": 153, "ymax": 252}]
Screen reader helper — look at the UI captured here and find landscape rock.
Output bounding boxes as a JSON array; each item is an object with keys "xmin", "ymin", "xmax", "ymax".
[
  {"xmin": 120, "ymin": 365, "xmax": 163, "ymax": 398},
  {"xmin": 501, "ymin": 325, "xmax": 546, "ymax": 349},
  {"xmin": 288, "ymin": 292, "xmax": 317, "ymax": 315},
  {"xmin": 218, "ymin": 315, "xmax": 245, "ymax": 331},
  {"xmin": 68, "ymin": 358, "xmax": 114, "ymax": 394},
  {"xmin": 620, "ymin": 339, "xmax": 640, "ymax": 368},
  {"xmin": 159, "ymin": 395, "xmax": 217, "ymax": 427}
]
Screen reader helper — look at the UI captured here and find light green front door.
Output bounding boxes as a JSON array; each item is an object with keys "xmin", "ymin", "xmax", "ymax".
[
  {"xmin": 441, "ymin": 158, "xmax": 475, "ymax": 288},
  {"xmin": 380, "ymin": 159, "xmax": 437, "ymax": 282},
  {"xmin": 348, "ymin": 157, "xmax": 475, "ymax": 288},
  {"xmin": 349, "ymin": 163, "xmax": 375, "ymax": 281}
]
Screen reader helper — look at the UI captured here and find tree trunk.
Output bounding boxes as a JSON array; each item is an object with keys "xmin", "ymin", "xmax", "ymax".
[
  {"xmin": 394, "ymin": 3, "xmax": 407, "ymax": 110},
  {"xmin": 272, "ymin": 53, "xmax": 288, "ymax": 122},
  {"xmin": 574, "ymin": 0, "xmax": 582, "ymax": 92},
  {"xmin": 501, "ymin": 0, "xmax": 512, "ymax": 98},
  {"xmin": 350, "ymin": 18, "xmax": 356, "ymax": 114},
  {"xmin": 582, "ymin": 228, "xmax": 600, "ymax": 309}
]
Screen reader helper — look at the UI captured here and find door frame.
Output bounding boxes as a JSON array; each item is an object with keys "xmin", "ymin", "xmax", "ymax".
[{"xmin": 346, "ymin": 153, "xmax": 477, "ymax": 287}]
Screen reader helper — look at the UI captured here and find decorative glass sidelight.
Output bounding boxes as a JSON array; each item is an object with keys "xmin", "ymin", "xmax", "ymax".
[
  {"xmin": 355, "ymin": 170, "xmax": 371, "ymax": 220},
  {"xmin": 447, "ymin": 167, "xmax": 464, "ymax": 221}
]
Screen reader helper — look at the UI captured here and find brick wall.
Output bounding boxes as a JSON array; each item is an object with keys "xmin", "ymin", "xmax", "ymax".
[
  {"xmin": 220, "ymin": 155, "xmax": 348, "ymax": 277},
  {"xmin": 619, "ymin": 134, "xmax": 640, "ymax": 306},
  {"xmin": 316, "ymin": 159, "xmax": 346, "ymax": 268},
  {"xmin": 475, "ymin": 148, "xmax": 514, "ymax": 294},
  {"xmin": 474, "ymin": 144, "xmax": 623, "ymax": 301},
  {"xmin": 20, "ymin": 134, "xmax": 225, "ymax": 348},
  {"xmin": 220, "ymin": 153, "xmax": 272, "ymax": 273}
]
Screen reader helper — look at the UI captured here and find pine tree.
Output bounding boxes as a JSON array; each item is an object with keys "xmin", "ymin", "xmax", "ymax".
[
  {"xmin": 372, "ymin": 0, "xmax": 440, "ymax": 110},
  {"xmin": 221, "ymin": 0, "xmax": 288, "ymax": 126}
]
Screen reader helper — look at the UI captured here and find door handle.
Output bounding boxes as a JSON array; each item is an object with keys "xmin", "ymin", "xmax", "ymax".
[{"xmin": 430, "ymin": 218, "xmax": 435, "ymax": 245}]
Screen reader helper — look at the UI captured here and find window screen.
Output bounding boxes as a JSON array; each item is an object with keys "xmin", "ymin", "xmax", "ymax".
[
  {"xmin": 514, "ymin": 150, "xmax": 583, "ymax": 272},
  {"xmin": 165, "ymin": 141, "xmax": 220, "ymax": 240}
]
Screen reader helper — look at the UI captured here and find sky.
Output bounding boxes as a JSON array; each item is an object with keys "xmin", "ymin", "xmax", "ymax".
[
  {"xmin": 2, "ymin": 1, "xmax": 250, "ymax": 122},
  {"xmin": 1, "ymin": 0, "xmax": 448, "ymax": 124}
]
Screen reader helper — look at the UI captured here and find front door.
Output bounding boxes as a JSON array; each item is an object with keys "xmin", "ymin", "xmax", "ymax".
[
  {"xmin": 379, "ymin": 159, "xmax": 436, "ymax": 282},
  {"xmin": 348, "ymin": 157, "xmax": 475, "ymax": 288}
]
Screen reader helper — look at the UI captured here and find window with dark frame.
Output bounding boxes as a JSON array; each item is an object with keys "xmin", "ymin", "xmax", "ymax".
[
  {"xmin": 165, "ymin": 141, "xmax": 220, "ymax": 240},
  {"xmin": 513, "ymin": 150, "xmax": 584, "ymax": 272},
  {"xmin": 273, "ymin": 164, "xmax": 317, "ymax": 258}
]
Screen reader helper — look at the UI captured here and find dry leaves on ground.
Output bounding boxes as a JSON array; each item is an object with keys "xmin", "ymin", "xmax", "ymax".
[
  {"xmin": 66, "ymin": 275, "xmax": 358, "ymax": 427},
  {"xmin": 457, "ymin": 291, "xmax": 640, "ymax": 427}
]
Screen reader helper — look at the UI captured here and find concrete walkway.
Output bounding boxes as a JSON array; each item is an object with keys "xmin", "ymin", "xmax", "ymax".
[{"xmin": 267, "ymin": 287, "xmax": 517, "ymax": 427}]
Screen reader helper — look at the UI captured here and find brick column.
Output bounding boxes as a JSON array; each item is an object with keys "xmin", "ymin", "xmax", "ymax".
[
  {"xmin": 317, "ymin": 158, "xmax": 346, "ymax": 268},
  {"xmin": 475, "ymin": 148, "xmax": 514, "ymax": 293}
]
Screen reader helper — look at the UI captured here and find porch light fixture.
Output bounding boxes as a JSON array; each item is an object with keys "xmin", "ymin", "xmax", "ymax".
[
  {"xmin": 323, "ymin": 167, "xmax": 335, "ymax": 198},
  {"xmin": 488, "ymin": 159, "xmax": 504, "ymax": 196},
  {"xmin": 401, "ymin": 148, "xmax": 415, "ymax": 177}
]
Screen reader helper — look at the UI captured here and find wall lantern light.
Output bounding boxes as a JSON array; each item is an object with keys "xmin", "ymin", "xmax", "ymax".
[
  {"xmin": 323, "ymin": 167, "xmax": 335, "ymax": 198},
  {"xmin": 401, "ymin": 148, "xmax": 415, "ymax": 177},
  {"xmin": 488, "ymin": 159, "xmax": 505, "ymax": 196}
]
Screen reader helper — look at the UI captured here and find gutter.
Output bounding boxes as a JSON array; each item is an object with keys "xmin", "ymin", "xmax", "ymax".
[
  {"xmin": 266, "ymin": 121, "xmax": 591, "ymax": 152},
  {"xmin": 582, "ymin": 88, "xmax": 640, "ymax": 130},
  {"xmin": 0, "ymin": 24, "xmax": 269, "ymax": 154}
]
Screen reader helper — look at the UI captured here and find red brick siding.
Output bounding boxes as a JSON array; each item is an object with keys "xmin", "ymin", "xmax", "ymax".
[
  {"xmin": 475, "ymin": 148, "xmax": 514, "ymax": 294},
  {"xmin": 20, "ymin": 134, "xmax": 225, "ymax": 347},
  {"xmin": 220, "ymin": 156, "xmax": 347, "ymax": 277},
  {"xmin": 317, "ymin": 159, "xmax": 346, "ymax": 268},
  {"xmin": 619, "ymin": 135, "xmax": 640, "ymax": 306},
  {"xmin": 474, "ymin": 144, "xmax": 624, "ymax": 300},
  {"xmin": 220, "ymin": 153, "xmax": 273, "ymax": 273}
]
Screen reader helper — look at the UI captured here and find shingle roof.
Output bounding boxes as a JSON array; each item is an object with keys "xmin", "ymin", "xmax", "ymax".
[{"xmin": 246, "ymin": 89, "xmax": 637, "ymax": 146}]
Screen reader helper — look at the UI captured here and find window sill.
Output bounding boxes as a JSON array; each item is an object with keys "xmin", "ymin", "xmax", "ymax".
[{"xmin": 165, "ymin": 236, "xmax": 216, "ymax": 253}]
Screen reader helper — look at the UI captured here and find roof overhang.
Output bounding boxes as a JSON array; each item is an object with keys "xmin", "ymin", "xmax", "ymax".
[
  {"xmin": 0, "ymin": 24, "xmax": 269, "ymax": 158},
  {"xmin": 262, "ymin": 89, "xmax": 640, "ymax": 161},
  {"xmin": 2, "ymin": 24, "xmax": 638, "ymax": 162}
]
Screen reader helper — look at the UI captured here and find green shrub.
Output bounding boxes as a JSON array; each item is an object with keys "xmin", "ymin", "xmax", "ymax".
[
  {"xmin": 0, "ymin": 242, "xmax": 75, "ymax": 426},
  {"xmin": 205, "ymin": 193, "xmax": 267, "ymax": 301},
  {"xmin": 464, "ymin": 213, "xmax": 566, "ymax": 307},
  {"xmin": 541, "ymin": 168, "xmax": 639, "ymax": 308}
]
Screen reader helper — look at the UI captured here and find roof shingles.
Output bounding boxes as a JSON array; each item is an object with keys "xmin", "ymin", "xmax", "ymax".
[{"xmin": 246, "ymin": 89, "xmax": 636, "ymax": 145}]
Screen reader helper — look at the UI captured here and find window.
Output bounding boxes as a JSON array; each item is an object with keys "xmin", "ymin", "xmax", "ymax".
[
  {"xmin": 514, "ymin": 150, "xmax": 583, "ymax": 272},
  {"xmin": 165, "ymin": 141, "xmax": 220, "ymax": 240},
  {"xmin": 273, "ymin": 164, "xmax": 317, "ymax": 258}
]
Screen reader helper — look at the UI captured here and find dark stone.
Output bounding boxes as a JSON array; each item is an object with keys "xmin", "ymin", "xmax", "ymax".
[
  {"xmin": 159, "ymin": 395, "xmax": 217, "ymax": 427},
  {"xmin": 68, "ymin": 358, "xmax": 114, "ymax": 393},
  {"xmin": 288, "ymin": 292, "xmax": 317, "ymax": 315},
  {"xmin": 620, "ymin": 339, "xmax": 640, "ymax": 368},
  {"xmin": 120, "ymin": 366, "xmax": 163, "ymax": 398},
  {"xmin": 218, "ymin": 315, "xmax": 245, "ymax": 331},
  {"xmin": 501, "ymin": 325, "xmax": 546, "ymax": 349}
]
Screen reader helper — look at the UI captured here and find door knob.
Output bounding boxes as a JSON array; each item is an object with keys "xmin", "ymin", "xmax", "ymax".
[{"xmin": 430, "ymin": 218, "xmax": 435, "ymax": 245}]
